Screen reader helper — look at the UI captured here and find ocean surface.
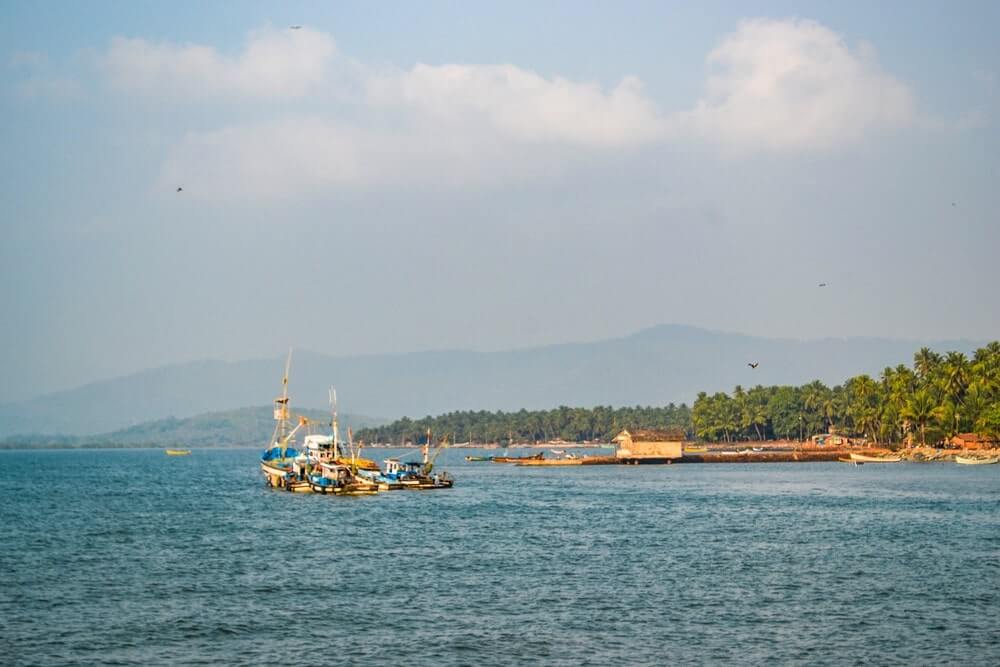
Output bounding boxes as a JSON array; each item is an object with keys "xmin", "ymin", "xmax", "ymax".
[{"xmin": 1, "ymin": 447, "xmax": 998, "ymax": 666}]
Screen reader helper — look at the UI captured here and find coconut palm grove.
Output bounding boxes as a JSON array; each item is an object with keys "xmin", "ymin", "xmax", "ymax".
[{"xmin": 357, "ymin": 342, "xmax": 1000, "ymax": 447}]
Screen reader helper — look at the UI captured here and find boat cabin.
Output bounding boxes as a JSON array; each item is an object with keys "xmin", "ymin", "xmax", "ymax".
[
  {"xmin": 383, "ymin": 458, "xmax": 423, "ymax": 478},
  {"xmin": 304, "ymin": 434, "xmax": 342, "ymax": 462}
]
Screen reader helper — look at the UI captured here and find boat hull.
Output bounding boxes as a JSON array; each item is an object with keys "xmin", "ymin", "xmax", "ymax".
[
  {"xmin": 850, "ymin": 453, "xmax": 902, "ymax": 463},
  {"xmin": 955, "ymin": 456, "xmax": 999, "ymax": 465},
  {"xmin": 491, "ymin": 453, "xmax": 545, "ymax": 463}
]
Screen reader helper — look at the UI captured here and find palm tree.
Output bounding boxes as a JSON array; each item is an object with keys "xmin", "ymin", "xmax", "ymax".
[
  {"xmin": 901, "ymin": 389, "xmax": 943, "ymax": 446},
  {"xmin": 914, "ymin": 347, "xmax": 942, "ymax": 381}
]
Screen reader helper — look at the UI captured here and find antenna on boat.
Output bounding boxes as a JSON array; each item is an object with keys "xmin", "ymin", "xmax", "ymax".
[
  {"xmin": 348, "ymin": 427, "xmax": 356, "ymax": 472},
  {"xmin": 329, "ymin": 387, "xmax": 340, "ymax": 457}
]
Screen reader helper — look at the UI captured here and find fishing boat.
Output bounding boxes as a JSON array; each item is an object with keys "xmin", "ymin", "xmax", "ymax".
[
  {"xmin": 849, "ymin": 453, "xmax": 902, "ymax": 463},
  {"xmin": 371, "ymin": 431, "xmax": 455, "ymax": 489},
  {"xmin": 285, "ymin": 478, "xmax": 313, "ymax": 493},
  {"xmin": 839, "ymin": 457, "xmax": 863, "ymax": 466},
  {"xmin": 310, "ymin": 463, "xmax": 379, "ymax": 495},
  {"xmin": 465, "ymin": 455, "xmax": 493, "ymax": 462},
  {"xmin": 550, "ymin": 449, "xmax": 566, "ymax": 455},
  {"xmin": 165, "ymin": 449, "xmax": 191, "ymax": 456},
  {"xmin": 955, "ymin": 455, "xmax": 1000, "ymax": 465},
  {"xmin": 260, "ymin": 351, "xmax": 309, "ymax": 490},
  {"xmin": 377, "ymin": 459, "xmax": 452, "ymax": 489},
  {"xmin": 492, "ymin": 452, "xmax": 545, "ymax": 463}
]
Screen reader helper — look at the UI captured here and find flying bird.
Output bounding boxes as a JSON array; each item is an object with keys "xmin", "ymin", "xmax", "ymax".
[
  {"xmin": 818, "ymin": 283, "xmax": 827, "ymax": 287},
  {"xmin": 289, "ymin": 25, "xmax": 302, "ymax": 29},
  {"xmin": 748, "ymin": 362, "xmax": 759, "ymax": 369},
  {"xmin": 176, "ymin": 186, "xmax": 183, "ymax": 192}
]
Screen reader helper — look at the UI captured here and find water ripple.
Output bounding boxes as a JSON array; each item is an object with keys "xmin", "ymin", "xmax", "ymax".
[{"xmin": 1, "ymin": 449, "xmax": 998, "ymax": 665}]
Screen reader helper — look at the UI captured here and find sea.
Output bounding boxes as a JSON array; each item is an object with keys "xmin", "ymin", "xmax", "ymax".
[{"xmin": 1, "ymin": 447, "xmax": 998, "ymax": 666}]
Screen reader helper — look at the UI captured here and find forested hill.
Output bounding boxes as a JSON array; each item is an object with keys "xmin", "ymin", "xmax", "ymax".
[
  {"xmin": 0, "ymin": 407, "xmax": 384, "ymax": 449},
  {"xmin": 0, "ymin": 324, "xmax": 984, "ymax": 438}
]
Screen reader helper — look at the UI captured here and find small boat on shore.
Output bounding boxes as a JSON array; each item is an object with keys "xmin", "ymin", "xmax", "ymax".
[
  {"xmin": 492, "ymin": 452, "xmax": 545, "ymax": 463},
  {"xmin": 955, "ymin": 455, "xmax": 999, "ymax": 465},
  {"xmin": 850, "ymin": 453, "xmax": 902, "ymax": 463},
  {"xmin": 165, "ymin": 449, "xmax": 191, "ymax": 456}
]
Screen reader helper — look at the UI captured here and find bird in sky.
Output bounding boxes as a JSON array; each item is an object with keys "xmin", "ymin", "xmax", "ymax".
[
  {"xmin": 748, "ymin": 362, "xmax": 759, "ymax": 369},
  {"xmin": 176, "ymin": 186, "xmax": 183, "ymax": 192},
  {"xmin": 818, "ymin": 283, "xmax": 827, "ymax": 287},
  {"xmin": 289, "ymin": 25, "xmax": 302, "ymax": 30}
]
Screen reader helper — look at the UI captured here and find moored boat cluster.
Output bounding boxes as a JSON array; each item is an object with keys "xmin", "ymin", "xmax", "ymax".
[{"xmin": 259, "ymin": 352, "xmax": 454, "ymax": 496}]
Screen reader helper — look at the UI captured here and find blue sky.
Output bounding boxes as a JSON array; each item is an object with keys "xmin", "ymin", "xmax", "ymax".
[{"xmin": 1, "ymin": 1, "xmax": 998, "ymax": 401}]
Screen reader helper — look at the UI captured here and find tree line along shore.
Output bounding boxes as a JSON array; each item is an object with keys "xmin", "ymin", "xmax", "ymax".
[{"xmin": 356, "ymin": 342, "xmax": 1000, "ymax": 449}]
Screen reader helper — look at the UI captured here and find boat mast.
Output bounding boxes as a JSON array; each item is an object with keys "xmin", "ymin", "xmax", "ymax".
[
  {"xmin": 348, "ymin": 427, "xmax": 356, "ymax": 472},
  {"xmin": 424, "ymin": 432, "xmax": 448, "ymax": 474},
  {"xmin": 271, "ymin": 348, "xmax": 293, "ymax": 455}
]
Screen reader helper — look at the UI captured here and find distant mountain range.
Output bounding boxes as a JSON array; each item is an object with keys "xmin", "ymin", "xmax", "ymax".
[
  {"xmin": 0, "ymin": 407, "xmax": 384, "ymax": 449},
  {"xmin": 0, "ymin": 324, "xmax": 986, "ymax": 438}
]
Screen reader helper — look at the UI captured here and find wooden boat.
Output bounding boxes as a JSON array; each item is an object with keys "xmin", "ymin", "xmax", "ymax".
[
  {"xmin": 465, "ymin": 455, "xmax": 493, "ymax": 462},
  {"xmin": 492, "ymin": 452, "xmax": 545, "ymax": 463},
  {"xmin": 165, "ymin": 449, "xmax": 191, "ymax": 456},
  {"xmin": 955, "ymin": 456, "xmax": 999, "ymax": 465},
  {"xmin": 849, "ymin": 453, "xmax": 902, "ymax": 463},
  {"xmin": 309, "ymin": 474, "xmax": 379, "ymax": 495},
  {"xmin": 839, "ymin": 457, "xmax": 863, "ymax": 465},
  {"xmin": 285, "ymin": 479, "xmax": 313, "ymax": 493},
  {"xmin": 317, "ymin": 462, "xmax": 380, "ymax": 491},
  {"xmin": 378, "ymin": 457, "xmax": 454, "ymax": 490}
]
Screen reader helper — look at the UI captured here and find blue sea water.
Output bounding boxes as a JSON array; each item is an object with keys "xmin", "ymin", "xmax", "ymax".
[{"xmin": 1, "ymin": 447, "xmax": 998, "ymax": 666}]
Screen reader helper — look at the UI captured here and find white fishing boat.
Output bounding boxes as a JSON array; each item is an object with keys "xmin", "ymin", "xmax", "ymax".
[
  {"xmin": 849, "ymin": 453, "xmax": 902, "ymax": 463},
  {"xmin": 955, "ymin": 455, "xmax": 999, "ymax": 465}
]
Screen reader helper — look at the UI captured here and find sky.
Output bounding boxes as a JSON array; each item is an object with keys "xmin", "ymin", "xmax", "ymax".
[{"xmin": 1, "ymin": 1, "xmax": 998, "ymax": 402}]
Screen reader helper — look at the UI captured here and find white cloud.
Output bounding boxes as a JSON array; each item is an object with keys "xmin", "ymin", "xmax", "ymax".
[
  {"xmin": 158, "ymin": 117, "xmax": 577, "ymax": 201},
  {"xmin": 127, "ymin": 18, "xmax": 928, "ymax": 200},
  {"xmin": 679, "ymin": 18, "xmax": 914, "ymax": 151},
  {"xmin": 100, "ymin": 27, "xmax": 336, "ymax": 99},
  {"xmin": 368, "ymin": 63, "xmax": 664, "ymax": 147}
]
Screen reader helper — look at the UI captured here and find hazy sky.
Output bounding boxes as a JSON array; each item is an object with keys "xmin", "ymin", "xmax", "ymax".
[{"xmin": 1, "ymin": 1, "xmax": 998, "ymax": 402}]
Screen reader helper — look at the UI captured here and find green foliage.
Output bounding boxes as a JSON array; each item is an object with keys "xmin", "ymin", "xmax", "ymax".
[
  {"xmin": 354, "ymin": 404, "xmax": 692, "ymax": 445},
  {"xmin": 689, "ymin": 342, "xmax": 1000, "ymax": 445}
]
